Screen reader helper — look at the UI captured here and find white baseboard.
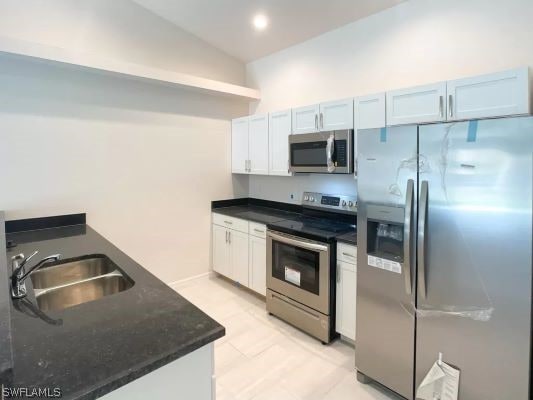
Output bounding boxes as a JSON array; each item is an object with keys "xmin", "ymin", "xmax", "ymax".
[{"xmin": 167, "ymin": 271, "xmax": 214, "ymax": 288}]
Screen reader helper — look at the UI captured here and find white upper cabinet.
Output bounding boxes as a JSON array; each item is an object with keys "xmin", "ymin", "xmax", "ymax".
[
  {"xmin": 231, "ymin": 117, "xmax": 249, "ymax": 174},
  {"xmin": 355, "ymin": 93, "xmax": 386, "ymax": 130},
  {"xmin": 386, "ymin": 82, "xmax": 447, "ymax": 126},
  {"xmin": 269, "ymin": 109, "xmax": 292, "ymax": 176},
  {"xmin": 319, "ymin": 98, "xmax": 354, "ymax": 131},
  {"xmin": 447, "ymin": 67, "xmax": 531, "ymax": 121},
  {"xmin": 248, "ymin": 114, "xmax": 269, "ymax": 175},
  {"xmin": 292, "ymin": 104, "xmax": 320, "ymax": 134},
  {"xmin": 231, "ymin": 114, "xmax": 269, "ymax": 175}
]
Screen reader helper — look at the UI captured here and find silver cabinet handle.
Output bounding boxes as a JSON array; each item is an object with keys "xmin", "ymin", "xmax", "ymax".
[
  {"xmin": 224, "ymin": 220, "xmax": 233, "ymax": 225},
  {"xmin": 314, "ymin": 114, "xmax": 318, "ymax": 130},
  {"xmin": 320, "ymin": 112, "xmax": 324, "ymax": 129},
  {"xmin": 448, "ymin": 94, "xmax": 453, "ymax": 118},
  {"xmin": 403, "ymin": 179, "xmax": 414, "ymax": 295},
  {"xmin": 418, "ymin": 180, "xmax": 429, "ymax": 299},
  {"xmin": 439, "ymin": 95, "xmax": 444, "ymax": 119},
  {"xmin": 342, "ymin": 252, "xmax": 355, "ymax": 258},
  {"xmin": 254, "ymin": 228, "xmax": 264, "ymax": 234},
  {"xmin": 228, "ymin": 231, "xmax": 231, "ymax": 244},
  {"xmin": 225, "ymin": 231, "xmax": 228, "ymax": 243},
  {"xmin": 248, "ymin": 159, "xmax": 252, "ymax": 172},
  {"xmin": 337, "ymin": 264, "xmax": 340, "ymax": 283}
]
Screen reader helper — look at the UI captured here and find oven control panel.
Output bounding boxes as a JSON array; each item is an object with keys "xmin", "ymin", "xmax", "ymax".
[{"xmin": 302, "ymin": 192, "xmax": 357, "ymax": 213}]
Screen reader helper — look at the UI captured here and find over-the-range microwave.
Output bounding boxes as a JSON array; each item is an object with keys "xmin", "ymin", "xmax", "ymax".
[{"xmin": 289, "ymin": 130, "xmax": 354, "ymax": 174}]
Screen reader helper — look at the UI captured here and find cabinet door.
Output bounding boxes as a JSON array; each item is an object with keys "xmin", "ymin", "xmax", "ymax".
[
  {"xmin": 447, "ymin": 67, "xmax": 530, "ymax": 121},
  {"xmin": 292, "ymin": 104, "xmax": 319, "ymax": 134},
  {"xmin": 249, "ymin": 235, "xmax": 266, "ymax": 296},
  {"xmin": 319, "ymin": 98, "xmax": 354, "ymax": 131},
  {"xmin": 355, "ymin": 93, "xmax": 386, "ymax": 130},
  {"xmin": 229, "ymin": 229, "xmax": 249, "ymax": 287},
  {"xmin": 212, "ymin": 225, "xmax": 231, "ymax": 278},
  {"xmin": 248, "ymin": 114, "xmax": 269, "ymax": 175},
  {"xmin": 386, "ymin": 82, "xmax": 447, "ymax": 126},
  {"xmin": 336, "ymin": 260, "xmax": 357, "ymax": 341},
  {"xmin": 268, "ymin": 110, "xmax": 292, "ymax": 176},
  {"xmin": 231, "ymin": 117, "xmax": 249, "ymax": 174}
]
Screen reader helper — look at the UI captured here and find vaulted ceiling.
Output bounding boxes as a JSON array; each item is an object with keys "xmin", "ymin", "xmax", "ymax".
[{"xmin": 133, "ymin": 0, "xmax": 406, "ymax": 62}]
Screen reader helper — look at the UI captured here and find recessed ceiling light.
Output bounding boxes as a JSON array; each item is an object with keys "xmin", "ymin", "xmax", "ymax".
[{"xmin": 253, "ymin": 14, "xmax": 268, "ymax": 31}]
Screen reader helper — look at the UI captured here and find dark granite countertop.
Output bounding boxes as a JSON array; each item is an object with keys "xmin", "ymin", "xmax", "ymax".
[
  {"xmin": 1, "ymin": 216, "xmax": 224, "ymax": 398},
  {"xmin": 335, "ymin": 231, "xmax": 357, "ymax": 246},
  {"xmin": 212, "ymin": 205, "xmax": 299, "ymax": 225},
  {"xmin": 211, "ymin": 197, "xmax": 302, "ymax": 225}
]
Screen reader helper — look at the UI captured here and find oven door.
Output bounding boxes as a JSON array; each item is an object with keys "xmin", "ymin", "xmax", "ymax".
[
  {"xmin": 267, "ymin": 230, "xmax": 330, "ymax": 314},
  {"xmin": 289, "ymin": 130, "xmax": 352, "ymax": 174}
]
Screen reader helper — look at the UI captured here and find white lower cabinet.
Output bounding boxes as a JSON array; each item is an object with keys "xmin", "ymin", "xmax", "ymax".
[
  {"xmin": 336, "ymin": 244, "xmax": 357, "ymax": 341},
  {"xmin": 212, "ymin": 224, "xmax": 231, "ymax": 278},
  {"xmin": 249, "ymin": 234, "xmax": 267, "ymax": 296},
  {"xmin": 231, "ymin": 229, "xmax": 249, "ymax": 286},
  {"xmin": 212, "ymin": 214, "xmax": 266, "ymax": 296},
  {"xmin": 212, "ymin": 216, "xmax": 249, "ymax": 286},
  {"xmin": 101, "ymin": 343, "xmax": 214, "ymax": 400}
]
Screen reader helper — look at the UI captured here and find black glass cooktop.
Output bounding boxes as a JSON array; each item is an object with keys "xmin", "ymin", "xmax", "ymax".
[{"xmin": 267, "ymin": 215, "xmax": 356, "ymax": 242}]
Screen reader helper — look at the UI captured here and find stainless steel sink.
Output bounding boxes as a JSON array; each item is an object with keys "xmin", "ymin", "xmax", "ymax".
[
  {"xmin": 31, "ymin": 255, "xmax": 117, "ymax": 289},
  {"xmin": 30, "ymin": 254, "xmax": 134, "ymax": 312},
  {"xmin": 35, "ymin": 273, "xmax": 133, "ymax": 312}
]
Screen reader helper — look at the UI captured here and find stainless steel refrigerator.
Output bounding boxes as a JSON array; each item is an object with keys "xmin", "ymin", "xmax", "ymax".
[{"xmin": 355, "ymin": 116, "xmax": 532, "ymax": 399}]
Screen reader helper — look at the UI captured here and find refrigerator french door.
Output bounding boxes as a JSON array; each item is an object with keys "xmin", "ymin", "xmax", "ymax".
[
  {"xmin": 415, "ymin": 118, "xmax": 532, "ymax": 400},
  {"xmin": 356, "ymin": 117, "xmax": 532, "ymax": 400}
]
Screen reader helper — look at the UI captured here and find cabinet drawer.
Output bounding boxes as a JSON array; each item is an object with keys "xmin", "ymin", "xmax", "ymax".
[
  {"xmin": 249, "ymin": 222, "xmax": 267, "ymax": 239},
  {"xmin": 212, "ymin": 213, "xmax": 249, "ymax": 234},
  {"xmin": 337, "ymin": 243, "xmax": 357, "ymax": 264}
]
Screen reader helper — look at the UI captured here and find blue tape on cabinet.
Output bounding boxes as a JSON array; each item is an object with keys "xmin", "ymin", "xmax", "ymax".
[{"xmin": 380, "ymin": 128, "xmax": 387, "ymax": 143}]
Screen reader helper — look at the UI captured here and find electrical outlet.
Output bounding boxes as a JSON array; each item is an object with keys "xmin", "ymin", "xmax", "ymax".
[{"xmin": 290, "ymin": 193, "xmax": 295, "ymax": 200}]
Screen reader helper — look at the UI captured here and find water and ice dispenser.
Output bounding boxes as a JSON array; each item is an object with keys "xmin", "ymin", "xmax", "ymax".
[{"xmin": 366, "ymin": 205, "xmax": 404, "ymax": 274}]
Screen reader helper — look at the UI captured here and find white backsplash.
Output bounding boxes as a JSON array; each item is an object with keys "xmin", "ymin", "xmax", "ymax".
[{"xmin": 248, "ymin": 174, "xmax": 357, "ymax": 204}]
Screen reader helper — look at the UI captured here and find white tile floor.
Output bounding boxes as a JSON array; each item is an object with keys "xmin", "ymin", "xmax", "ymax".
[{"xmin": 171, "ymin": 274, "xmax": 400, "ymax": 400}]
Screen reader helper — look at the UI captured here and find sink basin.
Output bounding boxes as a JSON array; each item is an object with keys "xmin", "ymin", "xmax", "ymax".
[
  {"xmin": 31, "ymin": 254, "xmax": 118, "ymax": 289},
  {"xmin": 35, "ymin": 273, "xmax": 133, "ymax": 312},
  {"xmin": 29, "ymin": 254, "xmax": 134, "ymax": 312}
]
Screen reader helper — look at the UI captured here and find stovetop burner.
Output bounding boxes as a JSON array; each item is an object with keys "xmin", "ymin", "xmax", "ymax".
[
  {"xmin": 267, "ymin": 216, "xmax": 355, "ymax": 242},
  {"xmin": 266, "ymin": 192, "xmax": 357, "ymax": 242}
]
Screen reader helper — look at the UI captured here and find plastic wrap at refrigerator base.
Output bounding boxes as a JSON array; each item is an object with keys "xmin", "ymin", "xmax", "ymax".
[{"xmin": 416, "ymin": 355, "xmax": 460, "ymax": 400}]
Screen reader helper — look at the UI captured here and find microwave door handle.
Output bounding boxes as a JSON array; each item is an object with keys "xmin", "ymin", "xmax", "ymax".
[
  {"xmin": 403, "ymin": 179, "xmax": 414, "ymax": 295},
  {"xmin": 326, "ymin": 133, "xmax": 335, "ymax": 173}
]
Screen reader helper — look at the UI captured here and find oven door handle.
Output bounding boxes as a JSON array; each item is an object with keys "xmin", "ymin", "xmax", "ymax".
[{"xmin": 267, "ymin": 231, "xmax": 328, "ymax": 252}]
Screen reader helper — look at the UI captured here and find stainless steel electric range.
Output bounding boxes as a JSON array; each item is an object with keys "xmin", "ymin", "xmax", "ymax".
[{"xmin": 266, "ymin": 192, "xmax": 357, "ymax": 344}]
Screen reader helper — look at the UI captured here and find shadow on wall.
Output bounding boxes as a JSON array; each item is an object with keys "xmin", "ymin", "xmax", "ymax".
[{"xmin": 0, "ymin": 54, "xmax": 247, "ymax": 122}]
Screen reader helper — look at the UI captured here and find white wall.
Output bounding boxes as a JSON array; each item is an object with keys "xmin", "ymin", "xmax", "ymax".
[
  {"xmin": 0, "ymin": 0, "xmax": 245, "ymax": 85},
  {"xmin": 246, "ymin": 0, "xmax": 533, "ymax": 201},
  {"xmin": 0, "ymin": 1, "xmax": 248, "ymax": 283}
]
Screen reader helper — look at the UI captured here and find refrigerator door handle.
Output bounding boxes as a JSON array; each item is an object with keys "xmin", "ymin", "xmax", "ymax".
[
  {"xmin": 418, "ymin": 180, "xmax": 429, "ymax": 299},
  {"xmin": 403, "ymin": 179, "xmax": 414, "ymax": 295}
]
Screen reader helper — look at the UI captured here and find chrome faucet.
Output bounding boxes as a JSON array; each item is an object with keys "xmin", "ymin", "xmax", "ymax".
[{"xmin": 11, "ymin": 251, "xmax": 61, "ymax": 299}]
